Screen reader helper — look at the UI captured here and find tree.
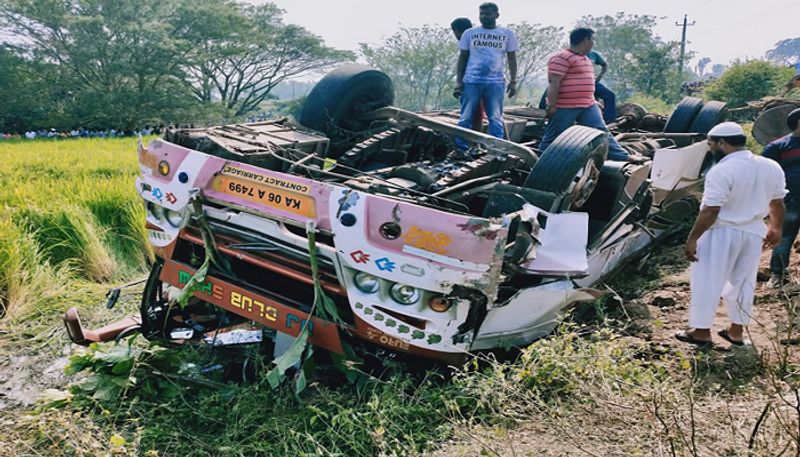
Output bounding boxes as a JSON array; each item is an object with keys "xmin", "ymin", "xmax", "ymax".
[
  {"xmin": 184, "ymin": 3, "xmax": 354, "ymax": 116},
  {"xmin": 0, "ymin": 46, "xmax": 55, "ymax": 132},
  {"xmin": 507, "ymin": 22, "xmax": 563, "ymax": 101},
  {"xmin": 360, "ymin": 25, "xmax": 459, "ymax": 111},
  {"xmin": 576, "ymin": 13, "xmax": 689, "ymax": 101},
  {"xmin": 627, "ymin": 42, "xmax": 683, "ymax": 101},
  {"xmin": 177, "ymin": 0, "xmax": 255, "ymax": 105},
  {"xmin": 709, "ymin": 64, "xmax": 727, "ymax": 78},
  {"xmin": 0, "ymin": 0, "xmax": 352, "ymax": 129},
  {"xmin": 766, "ymin": 37, "xmax": 800, "ymax": 66},
  {"xmin": 702, "ymin": 60, "xmax": 794, "ymax": 107},
  {"xmin": 0, "ymin": 0, "xmax": 206, "ymax": 129},
  {"xmin": 696, "ymin": 57, "xmax": 712, "ymax": 77}
]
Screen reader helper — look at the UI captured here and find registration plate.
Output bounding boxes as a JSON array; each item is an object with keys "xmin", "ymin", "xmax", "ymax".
[{"xmin": 212, "ymin": 175, "xmax": 316, "ymax": 218}]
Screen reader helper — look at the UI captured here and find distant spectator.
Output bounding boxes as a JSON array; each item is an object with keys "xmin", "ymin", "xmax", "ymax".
[
  {"xmin": 763, "ymin": 108, "xmax": 800, "ymax": 288},
  {"xmin": 586, "ymin": 50, "xmax": 616, "ymax": 122},
  {"xmin": 451, "ymin": 16, "xmax": 484, "ymax": 132}
]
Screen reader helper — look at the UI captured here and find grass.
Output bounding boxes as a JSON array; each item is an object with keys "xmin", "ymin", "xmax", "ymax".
[
  {"xmin": 0, "ymin": 327, "xmax": 668, "ymax": 456},
  {"xmin": 624, "ymin": 94, "xmax": 673, "ymax": 116},
  {"xmin": 0, "ymin": 137, "xmax": 153, "ymax": 319},
  {"xmin": 2, "ymin": 320, "xmax": 797, "ymax": 456},
  {"xmin": 0, "ymin": 137, "xmax": 799, "ymax": 456}
]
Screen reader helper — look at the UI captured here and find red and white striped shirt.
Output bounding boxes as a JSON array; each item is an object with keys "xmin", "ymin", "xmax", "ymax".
[{"xmin": 547, "ymin": 49, "xmax": 596, "ymax": 109}]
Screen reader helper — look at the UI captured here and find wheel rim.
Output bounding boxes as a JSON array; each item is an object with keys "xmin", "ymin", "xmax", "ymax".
[{"xmin": 570, "ymin": 158, "xmax": 601, "ymax": 208}]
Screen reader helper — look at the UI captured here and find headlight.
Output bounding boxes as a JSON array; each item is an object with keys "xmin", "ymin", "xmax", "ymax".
[
  {"xmin": 147, "ymin": 201, "xmax": 163, "ymax": 221},
  {"xmin": 158, "ymin": 160, "xmax": 171, "ymax": 176},
  {"xmin": 428, "ymin": 295, "xmax": 453, "ymax": 312},
  {"xmin": 354, "ymin": 272, "xmax": 380, "ymax": 294},
  {"xmin": 390, "ymin": 283, "xmax": 419, "ymax": 305},
  {"xmin": 164, "ymin": 209, "xmax": 183, "ymax": 228}
]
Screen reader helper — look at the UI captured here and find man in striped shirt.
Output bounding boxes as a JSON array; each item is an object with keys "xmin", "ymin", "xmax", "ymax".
[
  {"xmin": 763, "ymin": 107, "xmax": 800, "ymax": 287},
  {"xmin": 535, "ymin": 50, "xmax": 616, "ymax": 123},
  {"xmin": 538, "ymin": 28, "xmax": 628, "ymax": 161}
]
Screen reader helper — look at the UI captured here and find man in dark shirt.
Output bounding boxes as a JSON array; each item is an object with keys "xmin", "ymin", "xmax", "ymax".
[
  {"xmin": 762, "ymin": 107, "xmax": 800, "ymax": 287},
  {"xmin": 587, "ymin": 51, "xmax": 616, "ymax": 123},
  {"xmin": 451, "ymin": 17, "xmax": 484, "ymax": 132}
]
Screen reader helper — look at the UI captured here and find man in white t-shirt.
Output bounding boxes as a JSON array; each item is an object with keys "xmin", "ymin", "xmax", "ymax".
[
  {"xmin": 453, "ymin": 2, "xmax": 517, "ymax": 149},
  {"xmin": 677, "ymin": 122, "xmax": 787, "ymax": 347}
]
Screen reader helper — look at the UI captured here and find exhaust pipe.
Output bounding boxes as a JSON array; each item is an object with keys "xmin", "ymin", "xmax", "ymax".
[{"xmin": 63, "ymin": 307, "xmax": 142, "ymax": 345}]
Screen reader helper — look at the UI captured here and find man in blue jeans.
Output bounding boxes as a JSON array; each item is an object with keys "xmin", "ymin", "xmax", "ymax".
[
  {"xmin": 451, "ymin": 17, "xmax": 484, "ymax": 132},
  {"xmin": 453, "ymin": 3, "xmax": 517, "ymax": 150},
  {"xmin": 763, "ymin": 108, "xmax": 800, "ymax": 287},
  {"xmin": 587, "ymin": 50, "xmax": 616, "ymax": 123},
  {"xmin": 539, "ymin": 28, "xmax": 629, "ymax": 161}
]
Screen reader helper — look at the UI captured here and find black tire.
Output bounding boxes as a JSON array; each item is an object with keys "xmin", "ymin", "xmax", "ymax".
[
  {"xmin": 299, "ymin": 65, "xmax": 394, "ymax": 137},
  {"xmin": 688, "ymin": 100, "xmax": 728, "ymax": 134},
  {"xmin": 525, "ymin": 125, "xmax": 608, "ymax": 212},
  {"xmin": 618, "ymin": 102, "xmax": 647, "ymax": 124},
  {"xmin": 140, "ymin": 259, "xmax": 166, "ymax": 339},
  {"xmin": 663, "ymin": 97, "xmax": 704, "ymax": 133},
  {"xmin": 639, "ymin": 114, "xmax": 665, "ymax": 132},
  {"xmin": 753, "ymin": 104, "xmax": 798, "ymax": 146}
]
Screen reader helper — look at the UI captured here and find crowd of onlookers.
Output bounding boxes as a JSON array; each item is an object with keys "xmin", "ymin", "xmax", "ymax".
[
  {"xmin": 0, "ymin": 126, "xmax": 165, "ymax": 141},
  {"xmin": 244, "ymin": 112, "xmax": 270, "ymax": 123},
  {"xmin": 1, "ymin": 110, "xmax": 275, "ymax": 141},
  {"xmin": 680, "ymin": 79, "xmax": 713, "ymax": 97}
]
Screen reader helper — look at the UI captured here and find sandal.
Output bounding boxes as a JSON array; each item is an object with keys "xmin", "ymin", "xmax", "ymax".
[
  {"xmin": 675, "ymin": 330, "xmax": 713, "ymax": 348},
  {"xmin": 717, "ymin": 328, "xmax": 745, "ymax": 346}
]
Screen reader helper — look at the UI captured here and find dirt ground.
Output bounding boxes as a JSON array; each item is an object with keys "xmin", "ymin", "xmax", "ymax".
[
  {"xmin": 616, "ymin": 237, "xmax": 800, "ymax": 354},
  {"xmin": 429, "ymin": 235, "xmax": 800, "ymax": 457},
  {"xmin": 0, "ymin": 349, "xmax": 70, "ymax": 410},
  {"xmin": 0, "ymin": 282, "xmax": 145, "ymax": 412}
]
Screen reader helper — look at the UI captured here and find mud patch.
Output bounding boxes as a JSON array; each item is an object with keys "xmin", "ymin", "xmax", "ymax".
[{"xmin": 0, "ymin": 346, "xmax": 72, "ymax": 410}]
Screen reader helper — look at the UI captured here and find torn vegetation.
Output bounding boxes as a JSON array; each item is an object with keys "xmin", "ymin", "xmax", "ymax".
[{"xmin": 266, "ymin": 221, "xmax": 364, "ymax": 395}]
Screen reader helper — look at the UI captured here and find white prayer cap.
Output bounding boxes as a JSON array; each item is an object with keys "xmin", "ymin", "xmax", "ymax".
[{"xmin": 707, "ymin": 122, "xmax": 744, "ymax": 137}]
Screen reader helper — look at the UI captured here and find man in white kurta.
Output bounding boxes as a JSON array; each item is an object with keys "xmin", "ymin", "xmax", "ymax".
[{"xmin": 678, "ymin": 122, "xmax": 786, "ymax": 347}]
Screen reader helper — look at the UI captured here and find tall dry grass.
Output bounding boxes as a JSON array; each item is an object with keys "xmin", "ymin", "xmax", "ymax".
[{"xmin": 0, "ymin": 137, "xmax": 153, "ymax": 319}]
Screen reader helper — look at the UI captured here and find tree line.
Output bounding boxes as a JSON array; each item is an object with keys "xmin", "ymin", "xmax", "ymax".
[
  {"xmin": 359, "ymin": 14, "xmax": 800, "ymax": 113},
  {"xmin": 359, "ymin": 13, "xmax": 697, "ymax": 113},
  {"xmin": 0, "ymin": 0, "xmax": 354, "ymax": 132},
  {"xmin": 2, "ymin": 2, "xmax": 798, "ymax": 134}
]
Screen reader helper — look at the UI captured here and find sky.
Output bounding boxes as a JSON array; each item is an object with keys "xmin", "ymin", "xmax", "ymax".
[{"xmin": 261, "ymin": 0, "xmax": 799, "ymax": 69}]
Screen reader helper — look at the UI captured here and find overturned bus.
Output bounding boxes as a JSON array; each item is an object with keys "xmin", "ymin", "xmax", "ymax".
[{"xmin": 65, "ymin": 66, "xmax": 727, "ymax": 364}]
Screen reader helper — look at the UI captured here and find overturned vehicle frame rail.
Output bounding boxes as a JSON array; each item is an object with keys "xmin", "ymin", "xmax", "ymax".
[{"xmin": 65, "ymin": 66, "xmax": 725, "ymax": 364}]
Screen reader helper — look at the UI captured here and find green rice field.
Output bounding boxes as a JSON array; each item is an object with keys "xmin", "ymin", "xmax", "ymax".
[{"xmin": 0, "ymin": 137, "xmax": 153, "ymax": 320}]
